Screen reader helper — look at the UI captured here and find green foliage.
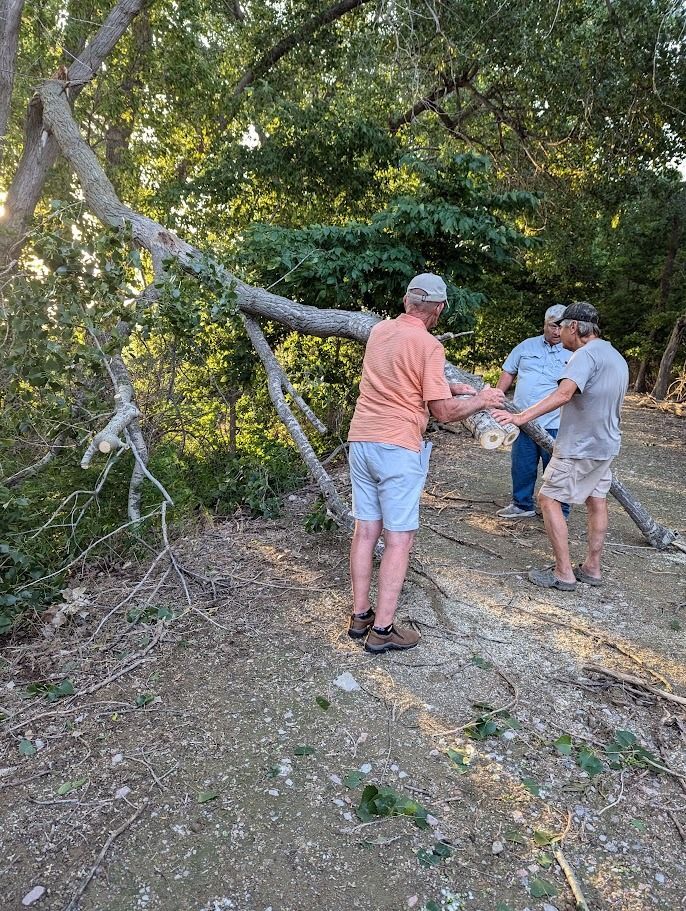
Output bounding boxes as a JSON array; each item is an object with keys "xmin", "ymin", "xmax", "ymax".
[
  {"xmin": 417, "ymin": 841, "xmax": 452, "ymax": 868},
  {"xmin": 463, "ymin": 704, "xmax": 520, "ymax": 740},
  {"xmin": 240, "ymin": 154, "xmax": 540, "ymax": 330},
  {"xmin": 304, "ymin": 497, "xmax": 336, "ymax": 533},
  {"xmin": 25, "ymin": 678, "xmax": 74, "ymax": 701},
  {"xmin": 208, "ymin": 451, "xmax": 303, "ymax": 518},
  {"xmin": 604, "ymin": 730, "xmax": 661, "ymax": 772},
  {"xmin": 356, "ymin": 784, "xmax": 430, "ymax": 829}
]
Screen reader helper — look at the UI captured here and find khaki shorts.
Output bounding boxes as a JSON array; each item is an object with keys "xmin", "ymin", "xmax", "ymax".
[{"xmin": 539, "ymin": 456, "xmax": 614, "ymax": 505}]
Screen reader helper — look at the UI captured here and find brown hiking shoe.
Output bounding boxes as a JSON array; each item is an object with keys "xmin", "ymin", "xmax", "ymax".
[
  {"xmin": 347, "ymin": 610, "xmax": 375, "ymax": 640},
  {"xmin": 364, "ymin": 623, "xmax": 420, "ymax": 654}
]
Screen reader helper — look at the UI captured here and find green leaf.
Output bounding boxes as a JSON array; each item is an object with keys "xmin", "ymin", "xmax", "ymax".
[
  {"xmin": 315, "ymin": 696, "xmax": 331, "ymax": 710},
  {"xmin": 424, "ymin": 902, "xmax": 441, "ymax": 911},
  {"xmin": 198, "ymin": 791, "xmax": 218, "ymax": 803},
  {"xmin": 464, "ymin": 717, "xmax": 499, "ymax": 740},
  {"xmin": 19, "ymin": 738, "xmax": 36, "ymax": 756},
  {"xmin": 553, "ymin": 733, "xmax": 573, "ymax": 756},
  {"xmin": 417, "ymin": 840, "xmax": 453, "ymax": 868},
  {"xmin": 135, "ymin": 693, "xmax": 154, "ymax": 707},
  {"xmin": 471, "ymin": 654, "xmax": 493, "ymax": 670},
  {"xmin": 57, "ymin": 777, "xmax": 87, "ymax": 796},
  {"xmin": 294, "ymin": 745, "xmax": 315, "ymax": 756},
  {"xmin": 529, "ymin": 878, "xmax": 558, "ymax": 898},
  {"xmin": 344, "ymin": 770, "xmax": 365, "ymax": 788},
  {"xmin": 503, "ymin": 827, "xmax": 526, "ymax": 845},
  {"xmin": 533, "ymin": 829, "xmax": 554, "ymax": 846},
  {"xmin": 446, "ymin": 747, "xmax": 471, "ymax": 773},
  {"xmin": 521, "ymin": 776, "xmax": 543, "ymax": 797},
  {"xmin": 538, "ymin": 851, "xmax": 554, "ymax": 868},
  {"xmin": 577, "ymin": 748, "xmax": 604, "ymax": 778},
  {"xmin": 630, "ymin": 818, "xmax": 647, "ymax": 832}
]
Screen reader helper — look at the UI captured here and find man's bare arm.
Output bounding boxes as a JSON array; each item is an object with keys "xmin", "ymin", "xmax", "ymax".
[
  {"xmin": 429, "ymin": 386, "xmax": 505, "ymax": 423},
  {"xmin": 496, "ymin": 371, "xmax": 515, "ymax": 394},
  {"xmin": 491, "ymin": 379, "xmax": 577, "ymax": 427}
]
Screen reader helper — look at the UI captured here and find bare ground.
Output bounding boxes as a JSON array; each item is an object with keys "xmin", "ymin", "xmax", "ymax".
[{"xmin": 1, "ymin": 401, "xmax": 685, "ymax": 911}]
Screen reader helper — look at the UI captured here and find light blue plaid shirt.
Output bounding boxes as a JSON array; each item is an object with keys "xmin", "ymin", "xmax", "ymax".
[{"xmin": 502, "ymin": 335, "xmax": 570, "ymax": 430}]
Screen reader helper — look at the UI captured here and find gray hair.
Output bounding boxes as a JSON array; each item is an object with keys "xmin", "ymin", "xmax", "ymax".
[
  {"xmin": 544, "ymin": 304, "xmax": 566, "ymax": 323},
  {"xmin": 560, "ymin": 318, "xmax": 600, "ymax": 338}
]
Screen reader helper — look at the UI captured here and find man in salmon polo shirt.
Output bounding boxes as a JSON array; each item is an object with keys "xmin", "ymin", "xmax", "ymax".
[{"xmin": 347, "ymin": 273, "xmax": 505, "ymax": 653}]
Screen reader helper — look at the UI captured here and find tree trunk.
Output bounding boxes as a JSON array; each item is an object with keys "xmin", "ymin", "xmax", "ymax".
[
  {"xmin": 651, "ymin": 312, "xmax": 686, "ymax": 401},
  {"xmin": 0, "ymin": 0, "xmax": 149, "ymax": 267},
  {"xmin": 0, "ymin": 0, "xmax": 25, "ymax": 159}
]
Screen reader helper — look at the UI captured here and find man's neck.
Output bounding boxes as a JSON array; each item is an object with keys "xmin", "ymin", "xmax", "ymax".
[
  {"xmin": 574, "ymin": 334, "xmax": 600, "ymax": 350},
  {"xmin": 402, "ymin": 310, "xmax": 432, "ymax": 330}
]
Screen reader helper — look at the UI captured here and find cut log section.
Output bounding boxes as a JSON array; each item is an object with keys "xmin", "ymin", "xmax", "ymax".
[{"xmin": 443, "ymin": 362, "xmax": 519, "ymax": 450}]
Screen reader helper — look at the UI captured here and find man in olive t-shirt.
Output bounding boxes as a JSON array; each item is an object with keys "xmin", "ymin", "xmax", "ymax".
[{"xmin": 492, "ymin": 302, "xmax": 629, "ymax": 591}]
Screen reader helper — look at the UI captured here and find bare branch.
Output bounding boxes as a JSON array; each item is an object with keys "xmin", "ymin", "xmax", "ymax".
[
  {"xmin": 243, "ymin": 315, "xmax": 352, "ymax": 530},
  {"xmin": 388, "ymin": 64, "xmax": 479, "ymax": 133},
  {"xmin": 2, "ymin": 432, "xmax": 67, "ymax": 488},
  {"xmin": 233, "ymin": 0, "xmax": 373, "ymax": 99}
]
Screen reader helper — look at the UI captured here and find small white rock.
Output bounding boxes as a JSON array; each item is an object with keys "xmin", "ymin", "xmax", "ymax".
[
  {"xmin": 115, "ymin": 786, "xmax": 131, "ymax": 800},
  {"xmin": 655, "ymin": 873, "xmax": 665, "ymax": 884},
  {"xmin": 492, "ymin": 841, "xmax": 504, "ymax": 855},
  {"xmin": 333, "ymin": 672, "xmax": 360, "ymax": 692},
  {"xmin": 359, "ymin": 762, "xmax": 372, "ymax": 774},
  {"xmin": 111, "ymin": 753, "xmax": 124, "ymax": 766},
  {"xmin": 22, "ymin": 886, "xmax": 45, "ymax": 906}
]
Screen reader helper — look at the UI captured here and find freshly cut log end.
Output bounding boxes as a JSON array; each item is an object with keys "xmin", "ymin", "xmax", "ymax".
[
  {"xmin": 97, "ymin": 432, "xmax": 122, "ymax": 454},
  {"xmin": 480, "ymin": 428, "xmax": 505, "ymax": 450},
  {"xmin": 501, "ymin": 425, "xmax": 520, "ymax": 447}
]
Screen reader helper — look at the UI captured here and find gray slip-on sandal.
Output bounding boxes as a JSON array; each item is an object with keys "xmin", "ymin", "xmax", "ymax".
[
  {"xmin": 528, "ymin": 567, "xmax": 577, "ymax": 591},
  {"xmin": 574, "ymin": 565, "xmax": 603, "ymax": 586}
]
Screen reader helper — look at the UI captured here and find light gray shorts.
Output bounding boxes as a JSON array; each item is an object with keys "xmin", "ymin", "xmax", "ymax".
[
  {"xmin": 539, "ymin": 455, "xmax": 614, "ymax": 504},
  {"xmin": 349, "ymin": 440, "xmax": 432, "ymax": 532}
]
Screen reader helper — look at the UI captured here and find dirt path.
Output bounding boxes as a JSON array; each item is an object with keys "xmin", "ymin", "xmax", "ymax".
[{"xmin": 1, "ymin": 403, "xmax": 684, "ymax": 911}]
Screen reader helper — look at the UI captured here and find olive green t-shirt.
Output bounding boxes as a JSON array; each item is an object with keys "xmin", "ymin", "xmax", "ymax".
[{"xmin": 553, "ymin": 340, "xmax": 629, "ymax": 460}]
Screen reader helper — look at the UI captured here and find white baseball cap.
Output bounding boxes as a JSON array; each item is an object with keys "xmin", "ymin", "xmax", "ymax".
[{"xmin": 406, "ymin": 272, "xmax": 447, "ymax": 303}]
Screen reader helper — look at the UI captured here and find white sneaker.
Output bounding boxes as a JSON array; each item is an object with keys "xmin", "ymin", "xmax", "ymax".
[{"xmin": 496, "ymin": 503, "xmax": 536, "ymax": 519}]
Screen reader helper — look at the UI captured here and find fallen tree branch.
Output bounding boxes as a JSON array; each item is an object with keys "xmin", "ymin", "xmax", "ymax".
[
  {"xmin": 583, "ymin": 664, "xmax": 686, "ymax": 708},
  {"xmin": 243, "ymin": 315, "xmax": 352, "ymax": 530},
  {"xmin": 63, "ymin": 798, "xmax": 149, "ymax": 911},
  {"xmin": 509, "ymin": 602, "xmax": 672, "ymax": 689},
  {"xmin": 0, "ymin": 0, "xmax": 150, "ymax": 266},
  {"xmin": 553, "ymin": 848, "xmax": 591, "ymax": 911}
]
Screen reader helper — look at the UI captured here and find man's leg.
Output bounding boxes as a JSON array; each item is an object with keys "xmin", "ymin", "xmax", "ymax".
[
  {"xmin": 580, "ymin": 496, "xmax": 608, "ymax": 579},
  {"xmin": 539, "ymin": 493, "xmax": 576, "ymax": 583},
  {"xmin": 510, "ymin": 432, "xmax": 539, "ymax": 512},
  {"xmin": 540, "ymin": 429, "xmax": 570, "ymax": 519},
  {"xmin": 374, "ymin": 530, "xmax": 416, "ymax": 628},
  {"xmin": 350, "ymin": 518, "xmax": 383, "ymax": 615}
]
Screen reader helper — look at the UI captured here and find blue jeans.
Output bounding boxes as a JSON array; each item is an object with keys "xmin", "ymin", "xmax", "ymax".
[{"xmin": 511, "ymin": 429, "xmax": 570, "ymax": 517}]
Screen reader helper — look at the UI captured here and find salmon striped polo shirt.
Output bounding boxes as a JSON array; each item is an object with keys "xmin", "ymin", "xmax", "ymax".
[{"xmin": 348, "ymin": 313, "xmax": 452, "ymax": 452}]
